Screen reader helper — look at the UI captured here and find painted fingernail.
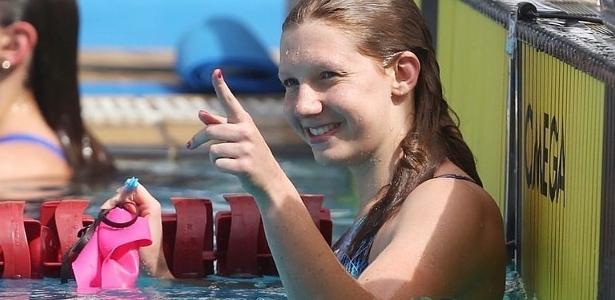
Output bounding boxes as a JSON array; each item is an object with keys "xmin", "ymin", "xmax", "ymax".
[
  {"xmin": 216, "ymin": 69, "xmax": 223, "ymax": 79},
  {"xmin": 123, "ymin": 177, "xmax": 139, "ymax": 192},
  {"xmin": 198, "ymin": 110, "xmax": 210, "ymax": 122}
]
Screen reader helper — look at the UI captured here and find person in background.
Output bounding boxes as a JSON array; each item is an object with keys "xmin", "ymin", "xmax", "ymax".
[
  {"xmin": 0, "ymin": 0, "xmax": 114, "ymax": 191},
  {"xmin": 105, "ymin": 0, "xmax": 506, "ymax": 298}
]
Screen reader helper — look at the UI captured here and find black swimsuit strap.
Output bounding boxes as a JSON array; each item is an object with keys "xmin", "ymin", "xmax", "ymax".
[{"xmin": 432, "ymin": 173, "xmax": 476, "ymax": 183}]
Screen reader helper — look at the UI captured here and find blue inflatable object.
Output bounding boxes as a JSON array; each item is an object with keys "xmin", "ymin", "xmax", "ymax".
[
  {"xmin": 176, "ymin": 17, "xmax": 284, "ymax": 93},
  {"xmin": 80, "ymin": 82, "xmax": 191, "ymax": 95}
]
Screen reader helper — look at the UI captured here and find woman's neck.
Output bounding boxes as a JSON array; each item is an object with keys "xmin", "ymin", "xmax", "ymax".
[
  {"xmin": 349, "ymin": 144, "xmax": 404, "ymax": 214},
  {"xmin": 348, "ymin": 106, "xmax": 411, "ymax": 213},
  {"xmin": 0, "ymin": 81, "xmax": 48, "ymax": 135}
]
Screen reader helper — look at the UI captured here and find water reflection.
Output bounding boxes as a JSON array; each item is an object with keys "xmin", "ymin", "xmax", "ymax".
[
  {"xmin": 0, "ymin": 276, "xmax": 286, "ymax": 299},
  {"xmin": 0, "ymin": 177, "xmax": 70, "ymax": 201},
  {"xmin": 1, "ymin": 154, "xmax": 357, "ymax": 240}
]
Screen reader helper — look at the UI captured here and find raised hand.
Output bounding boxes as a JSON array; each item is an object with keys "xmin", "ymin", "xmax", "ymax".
[
  {"xmin": 101, "ymin": 183, "xmax": 161, "ymax": 219},
  {"xmin": 186, "ymin": 69, "xmax": 288, "ymax": 197},
  {"xmin": 101, "ymin": 184, "xmax": 172, "ymax": 278}
]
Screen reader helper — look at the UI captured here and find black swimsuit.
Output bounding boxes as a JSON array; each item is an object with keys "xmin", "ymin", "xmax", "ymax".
[{"xmin": 334, "ymin": 173, "xmax": 475, "ymax": 278}]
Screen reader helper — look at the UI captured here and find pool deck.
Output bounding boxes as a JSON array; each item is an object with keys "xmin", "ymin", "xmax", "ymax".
[
  {"xmin": 79, "ymin": 50, "xmax": 307, "ymax": 155},
  {"xmin": 81, "ymin": 94, "xmax": 307, "ymax": 155}
]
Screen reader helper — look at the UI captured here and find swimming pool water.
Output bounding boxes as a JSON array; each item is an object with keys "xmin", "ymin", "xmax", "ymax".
[
  {"xmin": 0, "ymin": 269, "xmax": 526, "ymax": 300},
  {"xmin": 0, "ymin": 276, "xmax": 286, "ymax": 299},
  {"xmin": 4, "ymin": 154, "xmax": 527, "ymax": 299},
  {"xmin": 78, "ymin": 155, "xmax": 359, "ymax": 239}
]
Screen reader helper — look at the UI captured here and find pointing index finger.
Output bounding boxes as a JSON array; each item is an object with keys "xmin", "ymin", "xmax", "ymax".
[{"xmin": 212, "ymin": 69, "xmax": 247, "ymax": 123}]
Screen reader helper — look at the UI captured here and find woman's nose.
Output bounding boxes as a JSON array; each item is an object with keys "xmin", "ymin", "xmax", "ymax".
[{"xmin": 293, "ymin": 85, "xmax": 323, "ymax": 117}]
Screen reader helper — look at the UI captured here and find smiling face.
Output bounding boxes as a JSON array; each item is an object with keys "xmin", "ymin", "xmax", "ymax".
[{"xmin": 279, "ymin": 21, "xmax": 411, "ymax": 167}]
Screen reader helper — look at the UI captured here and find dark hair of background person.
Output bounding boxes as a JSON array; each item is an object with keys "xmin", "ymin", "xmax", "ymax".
[
  {"xmin": 283, "ymin": 0, "xmax": 483, "ymax": 257},
  {"xmin": 0, "ymin": 0, "xmax": 115, "ymax": 180}
]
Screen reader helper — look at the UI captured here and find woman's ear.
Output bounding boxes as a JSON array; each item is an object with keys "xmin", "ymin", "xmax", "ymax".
[
  {"xmin": 0, "ymin": 21, "xmax": 38, "ymax": 69},
  {"xmin": 389, "ymin": 50, "xmax": 420, "ymax": 98}
]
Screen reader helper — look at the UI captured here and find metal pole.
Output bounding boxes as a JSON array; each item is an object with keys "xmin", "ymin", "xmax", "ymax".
[{"xmin": 505, "ymin": 5, "xmax": 522, "ymax": 272}]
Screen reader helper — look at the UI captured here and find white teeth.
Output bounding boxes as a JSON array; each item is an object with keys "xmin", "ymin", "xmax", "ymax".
[{"xmin": 308, "ymin": 124, "xmax": 338, "ymax": 136}]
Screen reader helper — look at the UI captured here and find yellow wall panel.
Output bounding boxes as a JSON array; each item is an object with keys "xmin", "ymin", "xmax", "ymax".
[
  {"xmin": 435, "ymin": 1, "xmax": 613, "ymax": 299},
  {"xmin": 520, "ymin": 43, "xmax": 604, "ymax": 300},
  {"xmin": 437, "ymin": 1, "xmax": 508, "ymax": 212}
]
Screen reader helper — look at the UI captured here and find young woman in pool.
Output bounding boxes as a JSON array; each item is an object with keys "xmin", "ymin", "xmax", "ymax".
[
  {"xmin": 0, "ymin": 0, "xmax": 114, "ymax": 187},
  {"xmin": 105, "ymin": 0, "xmax": 506, "ymax": 298}
]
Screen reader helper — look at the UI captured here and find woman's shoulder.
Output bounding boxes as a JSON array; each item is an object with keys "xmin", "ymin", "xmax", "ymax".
[
  {"xmin": 382, "ymin": 168, "xmax": 504, "ymax": 259},
  {"xmin": 366, "ymin": 174, "xmax": 506, "ymax": 296},
  {"xmin": 404, "ymin": 158, "xmax": 499, "ymax": 219},
  {"xmin": 414, "ymin": 174, "xmax": 493, "ymax": 206},
  {"xmin": 396, "ymin": 177, "xmax": 485, "ymax": 227},
  {"xmin": 0, "ymin": 134, "xmax": 71, "ymax": 181}
]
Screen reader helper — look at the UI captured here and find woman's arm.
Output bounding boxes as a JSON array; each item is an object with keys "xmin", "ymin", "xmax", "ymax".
[
  {"xmin": 188, "ymin": 69, "xmax": 501, "ymax": 299},
  {"xmin": 187, "ymin": 69, "xmax": 374, "ymax": 299},
  {"xmin": 254, "ymin": 176, "xmax": 374, "ymax": 299}
]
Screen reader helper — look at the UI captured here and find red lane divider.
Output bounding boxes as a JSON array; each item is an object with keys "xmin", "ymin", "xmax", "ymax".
[
  {"xmin": 216, "ymin": 194, "xmax": 262, "ymax": 276},
  {"xmin": 40, "ymin": 199, "xmax": 93, "ymax": 277},
  {"xmin": 213, "ymin": 194, "xmax": 332, "ymax": 277},
  {"xmin": 0, "ymin": 201, "xmax": 41, "ymax": 278},
  {"xmin": 0, "ymin": 194, "xmax": 333, "ymax": 279},
  {"xmin": 162, "ymin": 197, "xmax": 215, "ymax": 278}
]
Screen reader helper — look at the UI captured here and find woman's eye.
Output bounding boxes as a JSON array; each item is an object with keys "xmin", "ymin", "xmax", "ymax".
[
  {"xmin": 320, "ymin": 71, "xmax": 338, "ymax": 80},
  {"xmin": 282, "ymin": 78, "xmax": 299, "ymax": 88}
]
